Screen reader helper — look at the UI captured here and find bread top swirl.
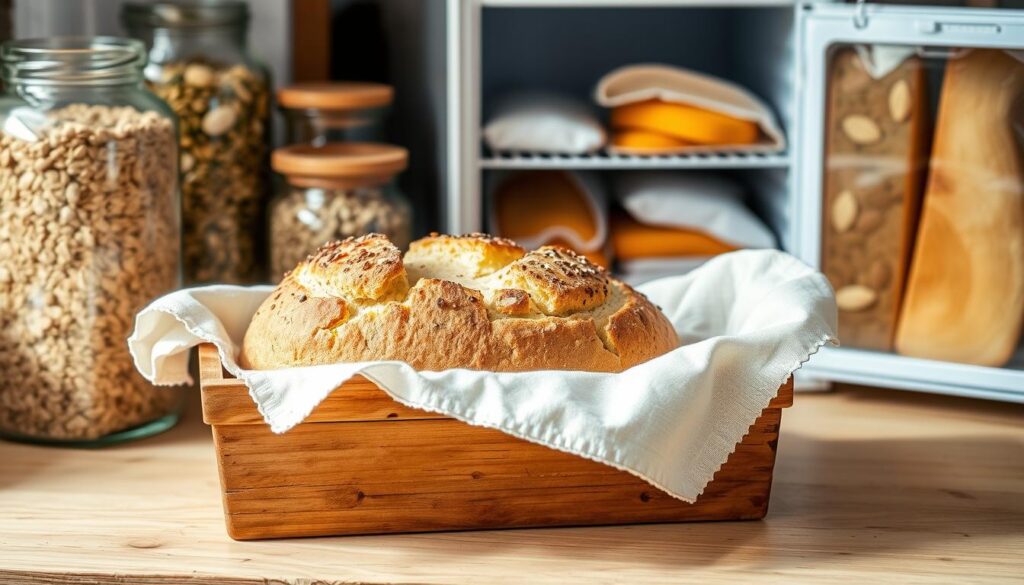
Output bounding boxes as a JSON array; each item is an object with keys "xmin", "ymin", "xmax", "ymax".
[{"xmin": 240, "ymin": 233, "xmax": 679, "ymax": 372}]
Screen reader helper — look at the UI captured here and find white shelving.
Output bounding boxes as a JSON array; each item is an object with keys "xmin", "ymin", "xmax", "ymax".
[
  {"xmin": 481, "ymin": 151, "xmax": 791, "ymax": 170},
  {"xmin": 448, "ymin": 0, "xmax": 796, "ymax": 234}
]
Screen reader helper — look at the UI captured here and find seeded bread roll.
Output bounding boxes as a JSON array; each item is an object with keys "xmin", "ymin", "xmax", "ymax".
[{"xmin": 240, "ymin": 233, "xmax": 679, "ymax": 372}]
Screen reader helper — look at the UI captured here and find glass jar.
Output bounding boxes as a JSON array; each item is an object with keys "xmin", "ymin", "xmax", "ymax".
[
  {"xmin": 269, "ymin": 143, "xmax": 411, "ymax": 278},
  {"xmin": 0, "ymin": 37, "xmax": 183, "ymax": 444},
  {"xmin": 123, "ymin": 1, "xmax": 270, "ymax": 285},
  {"xmin": 278, "ymin": 82, "xmax": 392, "ymax": 146}
]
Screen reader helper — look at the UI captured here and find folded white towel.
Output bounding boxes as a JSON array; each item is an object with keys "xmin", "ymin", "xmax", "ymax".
[
  {"xmin": 617, "ymin": 256, "xmax": 713, "ymax": 285},
  {"xmin": 128, "ymin": 250, "xmax": 837, "ymax": 502}
]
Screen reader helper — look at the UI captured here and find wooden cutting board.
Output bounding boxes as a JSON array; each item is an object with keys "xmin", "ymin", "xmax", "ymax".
[{"xmin": 896, "ymin": 49, "xmax": 1024, "ymax": 366}]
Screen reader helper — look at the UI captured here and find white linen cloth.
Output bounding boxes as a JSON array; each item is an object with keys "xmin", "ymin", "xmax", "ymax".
[
  {"xmin": 128, "ymin": 250, "xmax": 837, "ymax": 502},
  {"xmin": 483, "ymin": 92, "xmax": 606, "ymax": 155},
  {"xmin": 617, "ymin": 256, "xmax": 713, "ymax": 286},
  {"xmin": 614, "ymin": 172, "xmax": 777, "ymax": 249}
]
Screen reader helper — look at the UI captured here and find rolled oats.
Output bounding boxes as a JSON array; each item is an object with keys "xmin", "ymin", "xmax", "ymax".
[{"xmin": 0, "ymin": 104, "xmax": 181, "ymax": 441}]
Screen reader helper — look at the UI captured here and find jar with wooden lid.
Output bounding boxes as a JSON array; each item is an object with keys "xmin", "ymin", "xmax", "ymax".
[
  {"xmin": 123, "ymin": 1, "xmax": 270, "ymax": 285},
  {"xmin": 278, "ymin": 82, "xmax": 392, "ymax": 146},
  {"xmin": 0, "ymin": 37, "xmax": 182, "ymax": 444},
  {"xmin": 269, "ymin": 143, "xmax": 411, "ymax": 278}
]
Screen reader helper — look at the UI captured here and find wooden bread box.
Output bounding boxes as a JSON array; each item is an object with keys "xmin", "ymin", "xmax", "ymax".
[{"xmin": 198, "ymin": 343, "xmax": 794, "ymax": 540}]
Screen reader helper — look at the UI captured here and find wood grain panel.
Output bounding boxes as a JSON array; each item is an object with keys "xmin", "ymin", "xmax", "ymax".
[
  {"xmin": 198, "ymin": 344, "xmax": 789, "ymax": 539},
  {"xmin": 201, "ymin": 376, "xmax": 447, "ymax": 425},
  {"xmin": 290, "ymin": 0, "xmax": 331, "ymax": 82},
  {"xmin": 198, "ymin": 344, "xmax": 794, "ymax": 424}
]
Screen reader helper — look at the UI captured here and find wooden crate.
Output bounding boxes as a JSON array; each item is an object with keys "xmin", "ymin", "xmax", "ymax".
[{"xmin": 198, "ymin": 343, "xmax": 794, "ymax": 540}]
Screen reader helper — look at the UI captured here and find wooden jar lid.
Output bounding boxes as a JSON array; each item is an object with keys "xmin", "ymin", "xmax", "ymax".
[
  {"xmin": 272, "ymin": 143, "xmax": 408, "ymax": 188},
  {"xmin": 277, "ymin": 82, "xmax": 393, "ymax": 111}
]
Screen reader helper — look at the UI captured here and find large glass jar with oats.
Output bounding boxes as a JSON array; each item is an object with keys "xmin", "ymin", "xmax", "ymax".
[
  {"xmin": 0, "ymin": 37, "xmax": 183, "ymax": 444},
  {"xmin": 123, "ymin": 1, "xmax": 269, "ymax": 284},
  {"xmin": 269, "ymin": 143, "xmax": 411, "ymax": 278}
]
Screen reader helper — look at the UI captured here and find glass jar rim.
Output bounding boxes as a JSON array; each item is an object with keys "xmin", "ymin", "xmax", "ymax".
[
  {"xmin": 1, "ymin": 36, "xmax": 146, "ymax": 86},
  {"xmin": 122, "ymin": 1, "xmax": 249, "ymax": 29}
]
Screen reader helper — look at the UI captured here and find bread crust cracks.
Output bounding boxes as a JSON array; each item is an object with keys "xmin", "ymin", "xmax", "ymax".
[{"xmin": 240, "ymin": 233, "xmax": 679, "ymax": 371}]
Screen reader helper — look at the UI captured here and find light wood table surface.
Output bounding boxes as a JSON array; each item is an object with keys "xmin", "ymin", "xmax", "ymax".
[{"xmin": 1, "ymin": 386, "xmax": 1022, "ymax": 584}]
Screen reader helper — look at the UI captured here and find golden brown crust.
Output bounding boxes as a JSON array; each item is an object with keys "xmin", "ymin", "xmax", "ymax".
[
  {"xmin": 493, "ymin": 288, "xmax": 533, "ymax": 317},
  {"xmin": 241, "ymin": 233, "xmax": 679, "ymax": 372},
  {"xmin": 500, "ymin": 246, "xmax": 610, "ymax": 316},
  {"xmin": 604, "ymin": 286, "xmax": 680, "ymax": 368},
  {"xmin": 297, "ymin": 234, "xmax": 409, "ymax": 302}
]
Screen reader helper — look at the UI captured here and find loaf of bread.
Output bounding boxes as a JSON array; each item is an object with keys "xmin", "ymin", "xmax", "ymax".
[
  {"xmin": 240, "ymin": 233, "xmax": 679, "ymax": 372},
  {"xmin": 896, "ymin": 50, "xmax": 1024, "ymax": 366},
  {"xmin": 820, "ymin": 49, "xmax": 928, "ymax": 351}
]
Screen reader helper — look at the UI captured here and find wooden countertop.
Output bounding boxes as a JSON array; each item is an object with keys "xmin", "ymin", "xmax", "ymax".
[{"xmin": 1, "ymin": 386, "xmax": 1022, "ymax": 584}]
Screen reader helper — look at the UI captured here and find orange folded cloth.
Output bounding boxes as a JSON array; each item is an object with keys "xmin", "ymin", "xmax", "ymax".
[
  {"xmin": 611, "ymin": 129, "xmax": 690, "ymax": 151},
  {"xmin": 493, "ymin": 171, "xmax": 611, "ymax": 268},
  {"xmin": 610, "ymin": 99, "xmax": 759, "ymax": 146},
  {"xmin": 611, "ymin": 212, "xmax": 737, "ymax": 261}
]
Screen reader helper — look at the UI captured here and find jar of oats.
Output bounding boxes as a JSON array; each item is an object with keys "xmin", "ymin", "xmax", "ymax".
[
  {"xmin": 0, "ymin": 37, "xmax": 182, "ymax": 444},
  {"xmin": 123, "ymin": 1, "xmax": 269, "ymax": 285},
  {"xmin": 278, "ymin": 82, "xmax": 392, "ymax": 146},
  {"xmin": 269, "ymin": 143, "xmax": 412, "ymax": 278}
]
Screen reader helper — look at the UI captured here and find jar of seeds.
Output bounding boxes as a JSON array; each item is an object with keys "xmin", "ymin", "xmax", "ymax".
[
  {"xmin": 123, "ymin": 1, "xmax": 269, "ymax": 285},
  {"xmin": 269, "ymin": 143, "xmax": 411, "ymax": 278},
  {"xmin": 278, "ymin": 82, "xmax": 392, "ymax": 146},
  {"xmin": 0, "ymin": 37, "xmax": 182, "ymax": 444}
]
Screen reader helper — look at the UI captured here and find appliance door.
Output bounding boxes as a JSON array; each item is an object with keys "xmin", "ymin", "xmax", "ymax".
[{"xmin": 796, "ymin": 3, "xmax": 1024, "ymax": 402}]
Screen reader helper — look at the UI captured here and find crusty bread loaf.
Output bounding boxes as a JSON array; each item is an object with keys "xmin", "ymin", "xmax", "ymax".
[{"xmin": 240, "ymin": 233, "xmax": 679, "ymax": 372}]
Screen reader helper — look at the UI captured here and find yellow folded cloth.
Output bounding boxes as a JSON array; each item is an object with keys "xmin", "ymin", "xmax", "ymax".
[
  {"xmin": 493, "ymin": 171, "xmax": 611, "ymax": 268},
  {"xmin": 611, "ymin": 212, "xmax": 737, "ymax": 261},
  {"xmin": 610, "ymin": 99, "xmax": 760, "ymax": 147}
]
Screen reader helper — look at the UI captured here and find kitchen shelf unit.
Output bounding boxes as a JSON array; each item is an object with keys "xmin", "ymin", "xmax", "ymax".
[
  {"xmin": 447, "ymin": 0, "xmax": 798, "ymax": 245},
  {"xmin": 445, "ymin": 0, "xmax": 1024, "ymax": 402}
]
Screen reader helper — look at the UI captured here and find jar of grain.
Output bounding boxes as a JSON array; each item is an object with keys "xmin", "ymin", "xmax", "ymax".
[
  {"xmin": 0, "ymin": 37, "xmax": 182, "ymax": 444},
  {"xmin": 269, "ymin": 143, "xmax": 412, "ymax": 278},
  {"xmin": 278, "ymin": 82, "xmax": 392, "ymax": 146},
  {"xmin": 122, "ymin": 1, "xmax": 269, "ymax": 285}
]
